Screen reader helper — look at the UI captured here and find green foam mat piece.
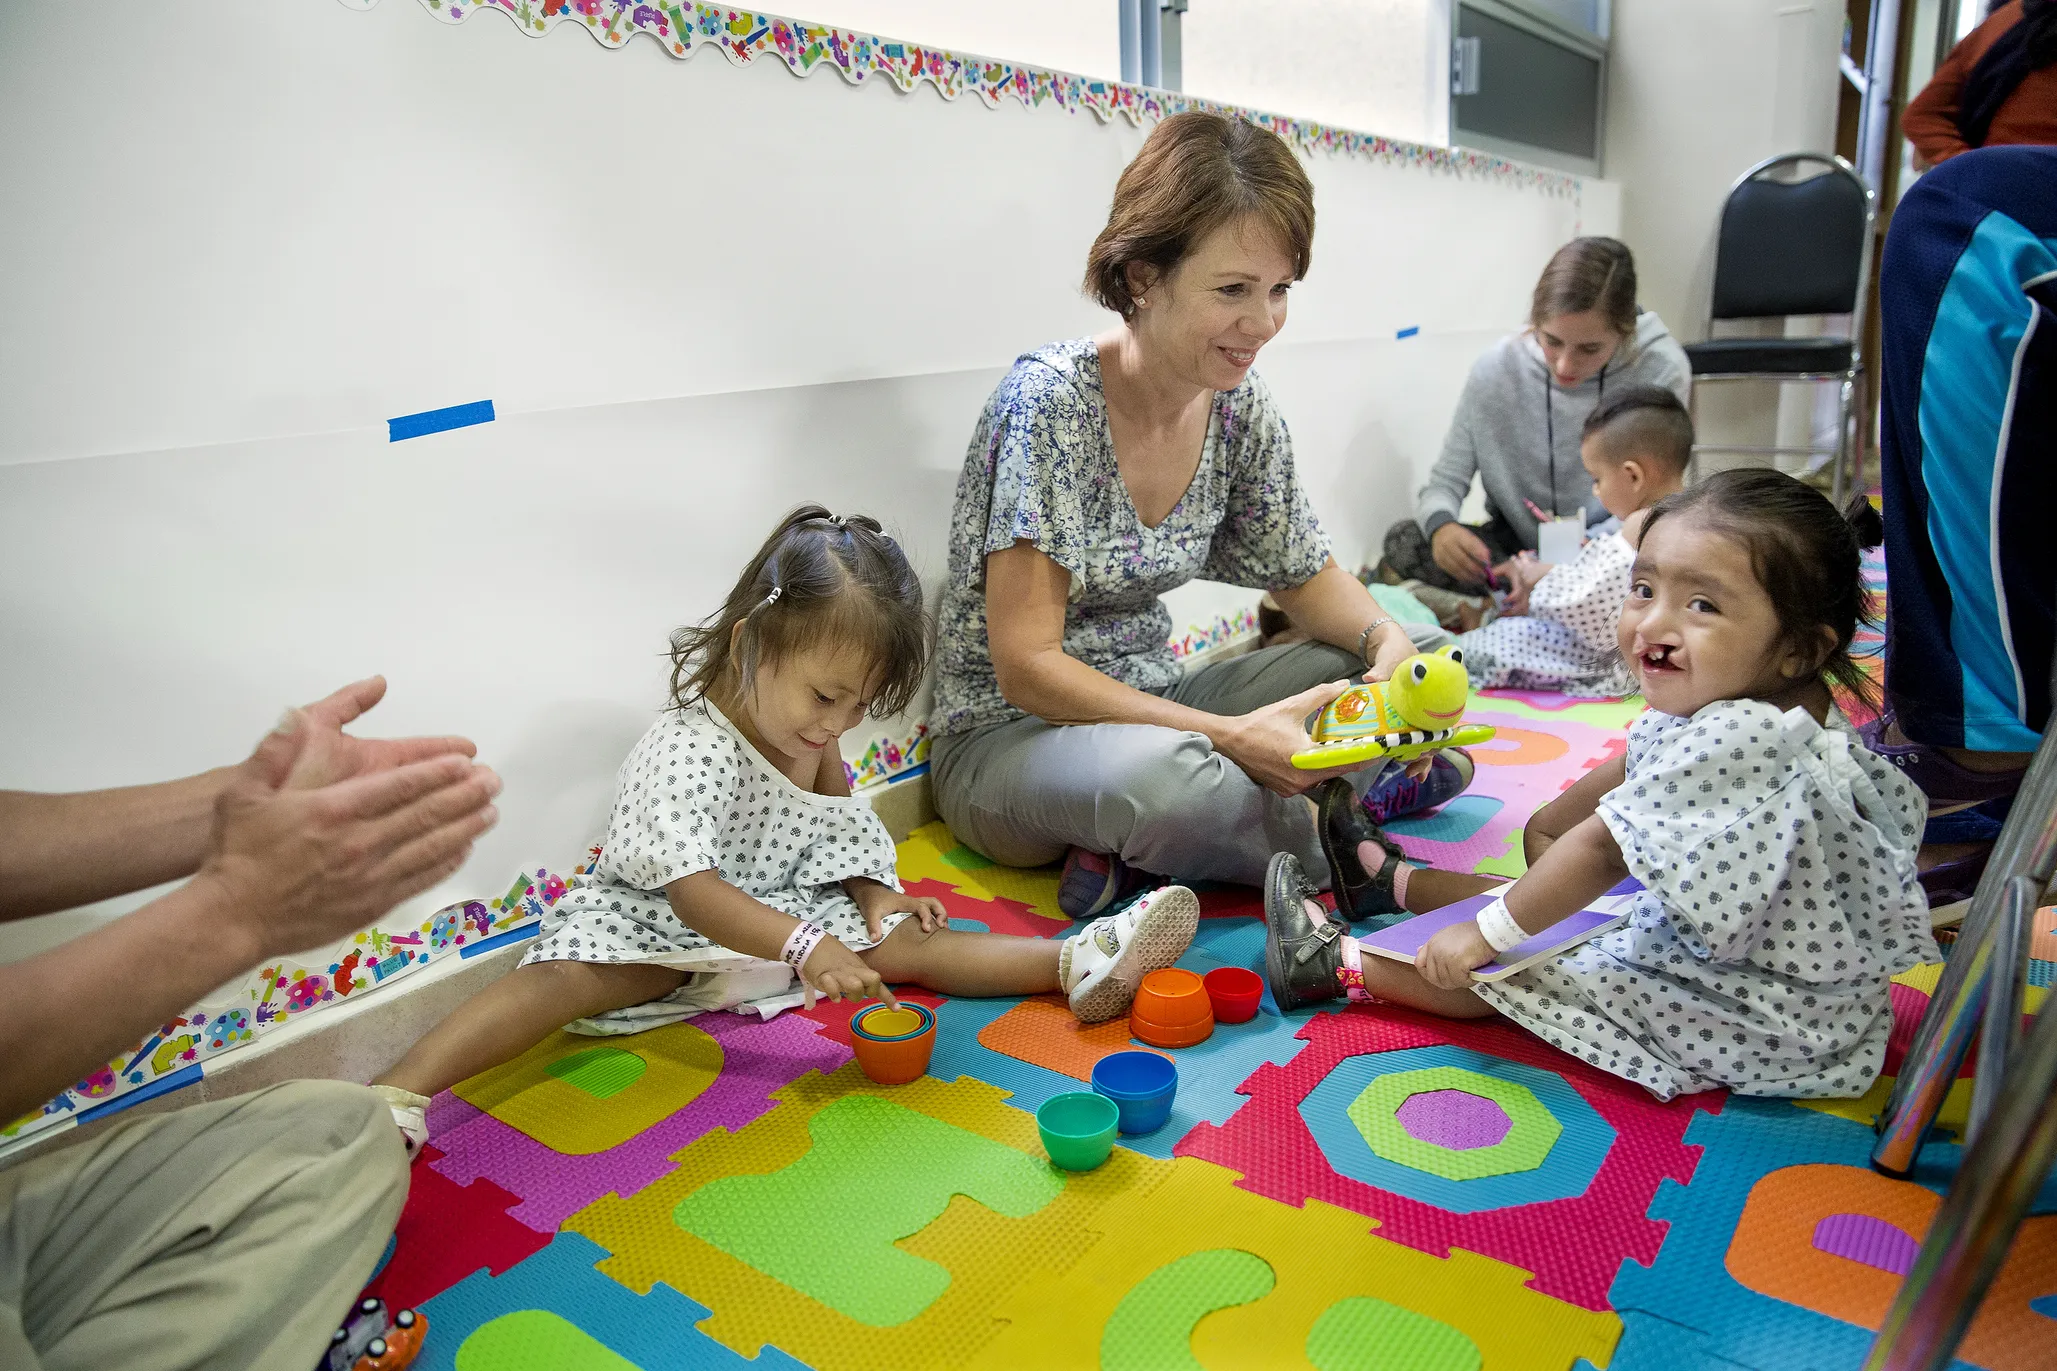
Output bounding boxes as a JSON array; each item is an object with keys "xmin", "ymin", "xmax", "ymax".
[
  {"xmin": 672, "ymin": 1095, "xmax": 1062, "ymax": 1327},
  {"xmin": 544, "ymin": 1046, "xmax": 647, "ymax": 1100},
  {"xmin": 455, "ymin": 1310, "xmax": 644, "ymax": 1371},
  {"xmin": 941, "ymin": 844, "xmax": 995, "ymax": 870},
  {"xmin": 1347, "ymin": 1065, "xmax": 1559, "ymax": 1181},
  {"xmin": 1306, "ymin": 1297, "xmax": 1483, "ymax": 1371},
  {"xmin": 1100, "ymin": 1249, "xmax": 1276, "ymax": 1371}
]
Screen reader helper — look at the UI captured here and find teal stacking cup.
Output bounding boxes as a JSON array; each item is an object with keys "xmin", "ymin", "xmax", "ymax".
[{"xmin": 1036, "ymin": 1091, "xmax": 1119, "ymax": 1171}]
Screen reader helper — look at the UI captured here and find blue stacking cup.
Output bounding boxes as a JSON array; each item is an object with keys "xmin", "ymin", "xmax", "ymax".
[{"xmin": 1090, "ymin": 1050, "xmax": 1179, "ymax": 1135}]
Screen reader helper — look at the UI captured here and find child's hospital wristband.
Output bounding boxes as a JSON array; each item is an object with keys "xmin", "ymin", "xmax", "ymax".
[
  {"xmin": 1474, "ymin": 897, "xmax": 1529, "ymax": 954},
  {"xmin": 781, "ymin": 920, "xmax": 828, "ymax": 971}
]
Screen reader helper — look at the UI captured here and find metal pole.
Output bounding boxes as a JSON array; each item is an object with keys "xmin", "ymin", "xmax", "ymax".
[
  {"xmin": 1863, "ymin": 994, "xmax": 2057, "ymax": 1369},
  {"xmin": 1119, "ymin": 0, "xmax": 1141, "ymax": 85},
  {"xmin": 1965, "ymin": 874, "xmax": 2033, "ymax": 1144},
  {"xmin": 1873, "ymin": 721, "xmax": 2057, "ymax": 1175},
  {"xmin": 1139, "ymin": 0, "xmax": 1162, "ymax": 88}
]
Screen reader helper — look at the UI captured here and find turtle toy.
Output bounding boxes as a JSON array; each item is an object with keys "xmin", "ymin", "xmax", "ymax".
[{"xmin": 1290, "ymin": 645, "xmax": 1496, "ymax": 770}]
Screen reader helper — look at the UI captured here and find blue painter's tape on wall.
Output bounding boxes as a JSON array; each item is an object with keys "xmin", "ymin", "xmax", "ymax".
[
  {"xmin": 460, "ymin": 922, "xmax": 542, "ymax": 958},
  {"xmin": 76, "ymin": 1063, "xmax": 204, "ymax": 1127},
  {"xmin": 388, "ymin": 399, "xmax": 495, "ymax": 442},
  {"xmin": 1396, "ymin": 326, "xmax": 1421, "ymax": 339}
]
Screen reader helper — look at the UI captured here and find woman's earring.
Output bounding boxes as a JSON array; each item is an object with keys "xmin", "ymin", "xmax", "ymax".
[{"xmin": 1136, "ymin": 297, "xmax": 1147, "ymax": 308}]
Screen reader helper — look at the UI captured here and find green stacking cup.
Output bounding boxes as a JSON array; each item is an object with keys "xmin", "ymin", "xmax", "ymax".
[{"xmin": 1036, "ymin": 1091, "xmax": 1119, "ymax": 1171}]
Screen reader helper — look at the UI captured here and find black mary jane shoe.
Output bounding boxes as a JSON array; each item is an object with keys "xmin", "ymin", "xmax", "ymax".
[
  {"xmin": 1262, "ymin": 851, "xmax": 1346, "ymax": 1013},
  {"xmin": 1316, "ymin": 777, "xmax": 1407, "ymax": 923}
]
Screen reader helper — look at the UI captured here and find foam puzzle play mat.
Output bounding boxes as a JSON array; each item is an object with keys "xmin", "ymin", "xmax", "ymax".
[{"xmin": 364, "ymin": 687, "xmax": 2057, "ymax": 1371}]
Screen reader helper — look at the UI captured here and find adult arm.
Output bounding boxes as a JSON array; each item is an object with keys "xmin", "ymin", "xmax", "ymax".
[
  {"xmin": 1416, "ymin": 394, "xmax": 1480, "ymax": 541},
  {"xmin": 1903, "ymin": 33, "xmax": 1976, "ymax": 167},
  {"xmin": 0, "ymin": 678, "xmax": 477, "ymax": 923},
  {"xmin": 0, "ymin": 707, "xmax": 498, "ymax": 1125},
  {"xmin": 985, "ymin": 540, "xmax": 1355, "ymax": 796},
  {"xmin": 1269, "ymin": 559, "xmax": 1419, "ymax": 680},
  {"xmin": 1418, "ymin": 402, "xmax": 1500, "ymax": 588}
]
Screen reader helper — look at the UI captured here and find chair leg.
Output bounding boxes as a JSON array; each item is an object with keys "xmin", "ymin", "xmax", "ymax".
[
  {"xmin": 1687, "ymin": 385, "xmax": 1702, "ymax": 484},
  {"xmin": 1833, "ymin": 374, "xmax": 1855, "ymax": 505},
  {"xmin": 1861, "ymin": 994, "xmax": 2057, "ymax": 1370}
]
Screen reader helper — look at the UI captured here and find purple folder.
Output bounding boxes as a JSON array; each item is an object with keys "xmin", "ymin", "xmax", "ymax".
[{"xmin": 1359, "ymin": 877, "xmax": 1644, "ymax": 981}]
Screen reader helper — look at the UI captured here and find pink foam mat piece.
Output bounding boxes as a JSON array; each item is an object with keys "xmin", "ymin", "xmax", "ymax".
[
  {"xmin": 1389, "ymin": 708, "xmax": 1627, "ymax": 876},
  {"xmin": 428, "ymin": 1008, "xmax": 851, "ymax": 1232},
  {"xmin": 1176, "ymin": 1005, "xmax": 1718, "ymax": 1311},
  {"xmin": 1396, "ymin": 1089, "xmax": 1512, "ymax": 1151}
]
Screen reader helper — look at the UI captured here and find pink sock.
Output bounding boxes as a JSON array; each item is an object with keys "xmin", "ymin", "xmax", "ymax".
[
  {"xmin": 1304, "ymin": 898, "xmax": 1376, "ymax": 1002},
  {"xmin": 1336, "ymin": 933, "xmax": 1376, "ymax": 1002},
  {"xmin": 1354, "ymin": 839, "xmax": 1415, "ymax": 908}
]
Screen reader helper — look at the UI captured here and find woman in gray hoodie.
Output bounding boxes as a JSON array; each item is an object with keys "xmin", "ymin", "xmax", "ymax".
[{"xmin": 1382, "ymin": 237, "xmax": 1691, "ymax": 592}]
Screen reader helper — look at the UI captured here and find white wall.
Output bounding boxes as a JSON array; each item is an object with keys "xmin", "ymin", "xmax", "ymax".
[
  {"xmin": 1604, "ymin": 0, "xmax": 1845, "ymax": 454},
  {"xmin": 0, "ymin": 0, "xmax": 1592, "ymax": 960},
  {"xmin": 1182, "ymin": 0, "xmax": 1448, "ymax": 146}
]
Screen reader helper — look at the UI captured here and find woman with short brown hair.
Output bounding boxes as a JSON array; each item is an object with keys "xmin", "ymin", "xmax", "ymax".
[
  {"xmin": 929, "ymin": 112, "xmax": 1466, "ymax": 923},
  {"xmin": 1384, "ymin": 236, "xmax": 1691, "ymax": 593}
]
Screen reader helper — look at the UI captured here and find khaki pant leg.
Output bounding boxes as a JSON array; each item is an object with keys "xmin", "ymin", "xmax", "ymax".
[{"xmin": 0, "ymin": 1079, "xmax": 408, "ymax": 1371}]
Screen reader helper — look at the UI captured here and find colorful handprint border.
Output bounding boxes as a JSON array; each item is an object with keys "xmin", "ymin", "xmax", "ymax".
[{"xmin": 338, "ymin": 0, "xmax": 1583, "ymax": 202}]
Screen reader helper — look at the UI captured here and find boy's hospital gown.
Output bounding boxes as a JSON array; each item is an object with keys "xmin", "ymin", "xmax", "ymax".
[
  {"xmin": 1475, "ymin": 699, "xmax": 1938, "ymax": 1099},
  {"xmin": 1459, "ymin": 527, "xmax": 1637, "ymax": 698},
  {"xmin": 523, "ymin": 702, "xmax": 909, "ymax": 1033}
]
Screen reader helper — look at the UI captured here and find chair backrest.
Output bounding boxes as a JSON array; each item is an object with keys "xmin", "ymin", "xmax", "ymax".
[{"xmin": 1709, "ymin": 155, "xmax": 1872, "ymax": 321}]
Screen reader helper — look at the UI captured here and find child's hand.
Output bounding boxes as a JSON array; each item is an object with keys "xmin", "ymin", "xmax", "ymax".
[
  {"xmin": 850, "ymin": 879, "xmax": 951, "ymax": 940},
  {"xmin": 798, "ymin": 936, "xmax": 899, "ymax": 1011},
  {"xmin": 1418, "ymin": 920, "xmax": 1497, "ymax": 990}
]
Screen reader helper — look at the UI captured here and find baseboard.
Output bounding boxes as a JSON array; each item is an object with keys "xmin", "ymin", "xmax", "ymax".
[{"xmin": 866, "ymin": 769, "xmax": 935, "ymax": 842}]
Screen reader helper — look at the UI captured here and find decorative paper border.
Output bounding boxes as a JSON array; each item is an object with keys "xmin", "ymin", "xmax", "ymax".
[
  {"xmin": 341, "ymin": 0, "xmax": 1582, "ymax": 201},
  {"xmin": 1171, "ymin": 606, "xmax": 1261, "ymax": 661},
  {"xmin": 1, "ymin": 858, "xmax": 590, "ymax": 1155},
  {"xmin": 845, "ymin": 723, "xmax": 928, "ymax": 792}
]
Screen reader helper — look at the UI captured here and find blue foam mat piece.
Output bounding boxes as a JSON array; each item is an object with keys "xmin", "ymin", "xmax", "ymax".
[
  {"xmin": 1606, "ymin": 1099, "xmax": 2036, "ymax": 1371},
  {"xmin": 416, "ymin": 1231, "xmax": 809, "ymax": 1371},
  {"xmin": 923, "ymin": 919, "xmax": 1307, "ymax": 1160},
  {"xmin": 1296, "ymin": 1044, "xmax": 1613, "ymax": 1214},
  {"xmin": 1573, "ymin": 1310, "xmax": 1754, "ymax": 1371},
  {"xmin": 1384, "ymin": 794, "xmax": 1505, "ymax": 844}
]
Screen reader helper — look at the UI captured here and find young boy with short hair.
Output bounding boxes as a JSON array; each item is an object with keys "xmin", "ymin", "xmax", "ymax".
[{"xmin": 1457, "ymin": 386, "xmax": 1693, "ymax": 697}]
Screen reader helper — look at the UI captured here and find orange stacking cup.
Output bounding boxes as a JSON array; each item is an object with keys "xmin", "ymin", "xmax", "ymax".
[
  {"xmin": 849, "ymin": 1002, "xmax": 936, "ymax": 1085},
  {"xmin": 1129, "ymin": 968, "xmax": 1214, "ymax": 1048}
]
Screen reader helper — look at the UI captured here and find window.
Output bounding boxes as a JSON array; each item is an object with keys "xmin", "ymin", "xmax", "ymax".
[{"xmin": 1452, "ymin": 0, "xmax": 1608, "ymax": 174}]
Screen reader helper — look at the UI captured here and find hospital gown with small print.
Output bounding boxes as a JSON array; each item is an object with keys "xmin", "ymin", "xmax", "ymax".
[
  {"xmin": 1458, "ymin": 527, "xmax": 1637, "ymax": 698},
  {"xmin": 1475, "ymin": 698, "xmax": 1937, "ymax": 1100},
  {"xmin": 523, "ymin": 701, "xmax": 907, "ymax": 1033}
]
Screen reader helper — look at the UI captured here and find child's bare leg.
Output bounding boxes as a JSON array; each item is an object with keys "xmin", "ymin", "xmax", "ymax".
[
  {"xmin": 1355, "ymin": 953, "xmax": 1501, "ymax": 1018},
  {"xmin": 1396, "ymin": 866, "xmax": 1506, "ymax": 912},
  {"xmin": 375, "ymin": 961, "xmax": 686, "ymax": 1098},
  {"xmin": 861, "ymin": 922, "xmax": 1060, "ymax": 998},
  {"xmin": 1352, "ymin": 833, "xmax": 1505, "ymax": 914}
]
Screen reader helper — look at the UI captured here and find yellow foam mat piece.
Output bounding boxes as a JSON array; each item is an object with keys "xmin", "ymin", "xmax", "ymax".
[
  {"xmin": 1892, "ymin": 962, "xmax": 1943, "ymax": 995},
  {"xmin": 453, "ymin": 1021, "xmax": 722, "ymax": 1156},
  {"xmin": 899, "ymin": 821, "xmax": 1064, "ymax": 921},
  {"xmin": 567, "ymin": 1063, "xmax": 1178, "ymax": 1370},
  {"xmin": 971, "ymin": 1157, "xmax": 1619, "ymax": 1371},
  {"xmin": 1797, "ymin": 1074, "xmax": 1974, "ymax": 1138}
]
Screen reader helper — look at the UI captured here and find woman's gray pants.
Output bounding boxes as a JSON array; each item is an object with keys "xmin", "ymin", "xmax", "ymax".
[{"xmin": 930, "ymin": 630, "xmax": 1450, "ymax": 890}]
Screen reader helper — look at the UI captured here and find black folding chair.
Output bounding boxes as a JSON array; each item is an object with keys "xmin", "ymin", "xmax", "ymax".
[{"xmin": 1684, "ymin": 152, "xmax": 1875, "ymax": 503}]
